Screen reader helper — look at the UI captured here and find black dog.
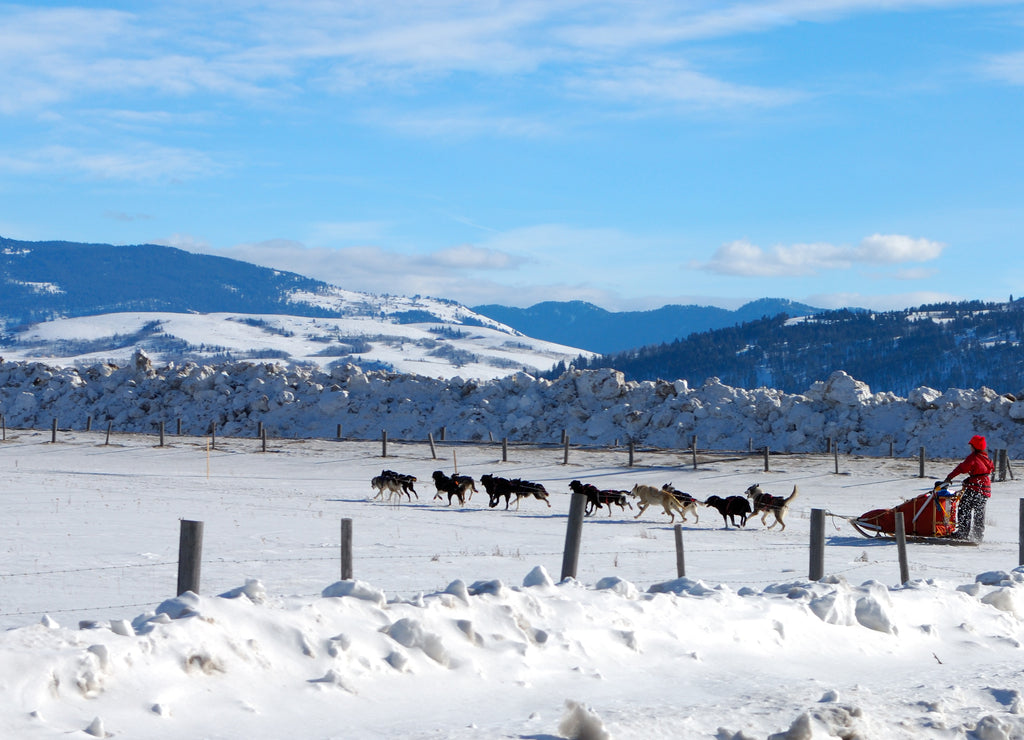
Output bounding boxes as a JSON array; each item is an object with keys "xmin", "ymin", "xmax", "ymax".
[
  {"xmin": 704, "ymin": 495, "xmax": 751, "ymax": 528},
  {"xmin": 431, "ymin": 470, "xmax": 475, "ymax": 506},
  {"xmin": 481, "ymin": 474, "xmax": 512, "ymax": 509},
  {"xmin": 482, "ymin": 475, "xmax": 549, "ymax": 510},
  {"xmin": 569, "ymin": 480, "xmax": 633, "ymax": 516}
]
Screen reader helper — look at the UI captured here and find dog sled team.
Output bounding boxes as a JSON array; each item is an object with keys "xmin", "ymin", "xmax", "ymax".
[{"xmin": 370, "ymin": 468, "xmax": 798, "ymax": 529}]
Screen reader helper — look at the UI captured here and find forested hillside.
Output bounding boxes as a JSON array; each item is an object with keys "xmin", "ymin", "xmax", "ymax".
[{"xmin": 553, "ymin": 299, "xmax": 1024, "ymax": 395}]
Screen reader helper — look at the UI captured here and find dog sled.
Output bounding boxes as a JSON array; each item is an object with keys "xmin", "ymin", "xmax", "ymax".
[{"xmin": 846, "ymin": 481, "xmax": 977, "ymax": 545}]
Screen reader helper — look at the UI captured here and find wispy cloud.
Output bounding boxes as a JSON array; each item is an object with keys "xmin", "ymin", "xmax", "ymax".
[
  {"xmin": 10, "ymin": 0, "xmax": 976, "ymax": 121},
  {"xmin": 566, "ymin": 60, "xmax": 802, "ymax": 108},
  {"xmin": 984, "ymin": 49, "xmax": 1024, "ymax": 85},
  {"xmin": 0, "ymin": 144, "xmax": 217, "ymax": 182},
  {"xmin": 697, "ymin": 234, "xmax": 946, "ymax": 277},
  {"xmin": 176, "ymin": 238, "xmax": 526, "ymax": 291}
]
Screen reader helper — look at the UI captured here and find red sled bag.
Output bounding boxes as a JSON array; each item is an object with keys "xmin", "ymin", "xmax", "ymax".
[{"xmin": 855, "ymin": 482, "xmax": 959, "ymax": 537}]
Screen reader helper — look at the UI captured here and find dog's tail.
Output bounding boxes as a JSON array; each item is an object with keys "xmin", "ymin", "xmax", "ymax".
[{"xmin": 784, "ymin": 486, "xmax": 799, "ymax": 504}]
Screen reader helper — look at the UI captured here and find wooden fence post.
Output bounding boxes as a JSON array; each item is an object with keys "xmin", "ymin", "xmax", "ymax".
[
  {"xmin": 337, "ymin": 424, "xmax": 342, "ymax": 440},
  {"xmin": 1019, "ymin": 499, "xmax": 1024, "ymax": 567},
  {"xmin": 381, "ymin": 430, "xmax": 388, "ymax": 458},
  {"xmin": 560, "ymin": 493, "xmax": 587, "ymax": 581},
  {"xmin": 257, "ymin": 421, "xmax": 263, "ymax": 439},
  {"xmin": 826, "ymin": 437, "xmax": 832, "ymax": 454},
  {"xmin": 210, "ymin": 421, "xmax": 216, "ymax": 450},
  {"xmin": 105, "ymin": 421, "xmax": 112, "ymax": 446},
  {"xmin": 563, "ymin": 435, "xmax": 570, "ymax": 465},
  {"xmin": 628, "ymin": 441, "xmax": 634, "ymax": 467},
  {"xmin": 809, "ymin": 508, "xmax": 825, "ymax": 580},
  {"xmin": 998, "ymin": 450, "xmax": 1008, "ymax": 483},
  {"xmin": 763, "ymin": 446, "xmax": 770, "ymax": 473},
  {"xmin": 261, "ymin": 426, "xmax": 267, "ymax": 453},
  {"xmin": 919, "ymin": 446, "xmax": 926, "ymax": 478},
  {"xmin": 428, "ymin": 432, "xmax": 436, "ymax": 460},
  {"xmin": 894, "ymin": 511, "xmax": 910, "ymax": 585},
  {"xmin": 86, "ymin": 415, "xmax": 92, "ymax": 432},
  {"xmin": 1, "ymin": 414, "xmax": 5, "ymax": 441},
  {"xmin": 177, "ymin": 418, "xmax": 182, "ymax": 436},
  {"xmin": 51, "ymin": 418, "xmax": 57, "ymax": 443},
  {"xmin": 177, "ymin": 519, "xmax": 204, "ymax": 596},
  {"xmin": 674, "ymin": 524, "xmax": 685, "ymax": 578},
  {"xmin": 833, "ymin": 444, "xmax": 839, "ymax": 474},
  {"xmin": 440, "ymin": 426, "xmax": 446, "ymax": 442},
  {"xmin": 341, "ymin": 518, "xmax": 353, "ymax": 580},
  {"xmin": 889, "ymin": 440, "xmax": 894, "ymax": 458},
  {"xmin": 691, "ymin": 436, "xmax": 697, "ymax": 470},
  {"xmin": 502, "ymin": 437, "xmax": 508, "ymax": 463},
  {"xmin": 159, "ymin": 421, "xmax": 165, "ymax": 447}
]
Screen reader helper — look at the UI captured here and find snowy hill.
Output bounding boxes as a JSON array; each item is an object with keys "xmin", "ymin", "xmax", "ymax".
[
  {"xmin": 0, "ymin": 237, "xmax": 588, "ymax": 378},
  {"xmin": 0, "ymin": 310, "xmax": 586, "ymax": 380}
]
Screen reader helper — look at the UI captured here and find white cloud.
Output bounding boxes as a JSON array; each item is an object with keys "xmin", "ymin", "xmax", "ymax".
[
  {"xmin": 566, "ymin": 60, "xmax": 803, "ymax": 108},
  {"xmin": 431, "ymin": 245, "xmax": 522, "ymax": 270},
  {"xmin": 854, "ymin": 234, "xmax": 946, "ymax": 263},
  {"xmin": 172, "ymin": 238, "xmax": 525, "ymax": 292},
  {"xmin": 984, "ymin": 49, "xmax": 1024, "ymax": 85},
  {"xmin": 698, "ymin": 234, "xmax": 946, "ymax": 277},
  {"xmin": 0, "ymin": 144, "xmax": 217, "ymax": 182}
]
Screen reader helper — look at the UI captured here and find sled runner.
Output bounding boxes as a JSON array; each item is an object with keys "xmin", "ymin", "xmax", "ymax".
[{"xmin": 848, "ymin": 481, "xmax": 978, "ymax": 545}]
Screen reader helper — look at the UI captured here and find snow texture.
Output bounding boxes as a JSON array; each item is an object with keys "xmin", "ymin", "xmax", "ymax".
[{"xmin": 1, "ymin": 350, "xmax": 1021, "ymax": 457}]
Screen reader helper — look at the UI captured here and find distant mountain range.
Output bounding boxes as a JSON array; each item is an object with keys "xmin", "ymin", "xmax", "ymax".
[
  {"xmin": 7, "ymin": 236, "xmax": 1020, "ymax": 396},
  {"xmin": 472, "ymin": 298, "xmax": 826, "ymax": 355}
]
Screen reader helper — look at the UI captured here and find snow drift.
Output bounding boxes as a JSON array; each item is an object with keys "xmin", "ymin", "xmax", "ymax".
[{"xmin": 1, "ymin": 351, "xmax": 1021, "ymax": 457}]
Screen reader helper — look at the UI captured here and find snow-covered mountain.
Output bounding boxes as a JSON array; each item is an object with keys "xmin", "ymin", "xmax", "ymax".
[{"xmin": 0, "ymin": 237, "xmax": 588, "ymax": 378}]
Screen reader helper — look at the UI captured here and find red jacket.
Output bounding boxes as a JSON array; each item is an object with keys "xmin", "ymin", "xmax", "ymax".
[{"xmin": 947, "ymin": 450, "xmax": 994, "ymax": 497}]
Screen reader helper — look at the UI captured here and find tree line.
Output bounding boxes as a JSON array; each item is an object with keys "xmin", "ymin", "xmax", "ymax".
[{"xmin": 546, "ymin": 299, "xmax": 1024, "ymax": 396}]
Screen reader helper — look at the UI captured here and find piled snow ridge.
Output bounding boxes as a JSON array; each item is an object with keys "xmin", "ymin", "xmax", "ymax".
[{"xmin": 0, "ymin": 351, "xmax": 1021, "ymax": 457}]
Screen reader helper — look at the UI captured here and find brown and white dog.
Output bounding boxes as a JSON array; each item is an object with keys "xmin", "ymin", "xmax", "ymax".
[
  {"xmin": 661, "ymin": 483, "xmax": 701, "ymax": 524},
  {"xmin": 629, "ymin": 483, "xmax": 690, "ymax": 523},
  {"xmin": 371, "ymin": 470, "xmax": 417, "ymax": 502},
  {"xmin": 744, "ymin": 484, "xmax": 799, "ymax": 531}
]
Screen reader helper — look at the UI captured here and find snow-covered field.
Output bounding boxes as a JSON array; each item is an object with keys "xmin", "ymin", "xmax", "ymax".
[{"xmin": 3, "ymin": 428, "xmax": 1023, "ymax": 739}]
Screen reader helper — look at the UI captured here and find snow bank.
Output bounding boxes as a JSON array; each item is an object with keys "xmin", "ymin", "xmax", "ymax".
[
  {"xmin": 5, "ymin": 567, "xmax": 1024, "ymax": 739},
  {"xmin": 0, "ymin": 351, "xmax": 1020, "ymax": 457}
]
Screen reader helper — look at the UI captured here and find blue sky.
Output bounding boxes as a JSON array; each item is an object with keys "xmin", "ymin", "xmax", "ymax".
[{"xmin": 2, "ymin": 1, "xmax": 1023, "ymax": 312}]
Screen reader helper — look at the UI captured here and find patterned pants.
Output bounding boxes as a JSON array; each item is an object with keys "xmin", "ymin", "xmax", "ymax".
[{"xmin": 957, "ymin": 489, "xmax": 988, "ymax": 542}]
